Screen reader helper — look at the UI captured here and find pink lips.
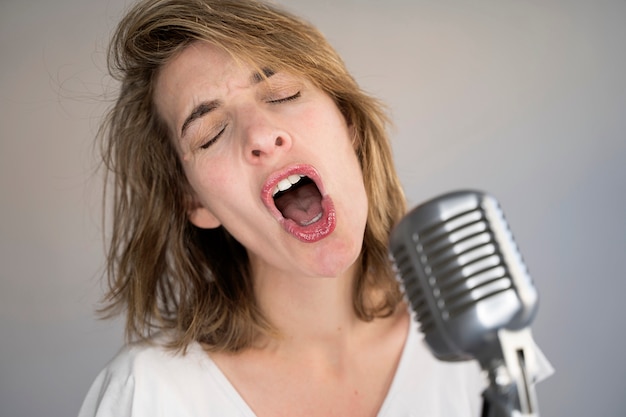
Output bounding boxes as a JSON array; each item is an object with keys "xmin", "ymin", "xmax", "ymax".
[{"xmin": 261, "ymin": 164, "xmax": 336, "ymax": 242}]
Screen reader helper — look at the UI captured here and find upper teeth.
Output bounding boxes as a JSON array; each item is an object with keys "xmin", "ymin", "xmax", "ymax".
[{"xmin": 272, "ymin": 174, "xmax": 305, "ymax": 197}]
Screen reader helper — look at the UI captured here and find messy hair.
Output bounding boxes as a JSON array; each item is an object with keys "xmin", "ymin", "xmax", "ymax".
[{"xmin": 100, "ymin": 0, "xmax": 406, "ymax": 352}]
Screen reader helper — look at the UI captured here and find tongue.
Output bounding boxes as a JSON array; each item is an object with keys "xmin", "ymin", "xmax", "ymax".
[{"xmin": 274, "ymin": 183, "xmax": 323, "ymax": 226}]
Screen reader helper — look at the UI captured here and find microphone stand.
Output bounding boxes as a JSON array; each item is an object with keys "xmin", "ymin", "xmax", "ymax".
[{"xmin": 479, "ymin": 328, "xmax": 541, "ymax": 417}]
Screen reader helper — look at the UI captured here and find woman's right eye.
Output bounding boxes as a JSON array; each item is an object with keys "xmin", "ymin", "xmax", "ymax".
[{"xmin": 200, "ymin": 125, "xmax": 227, "ymax": 150}]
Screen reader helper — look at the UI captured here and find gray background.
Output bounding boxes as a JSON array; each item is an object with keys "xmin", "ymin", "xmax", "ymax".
[{"xmin": 1, "ymin": 0, "xmax": 625, "ymax": 416}]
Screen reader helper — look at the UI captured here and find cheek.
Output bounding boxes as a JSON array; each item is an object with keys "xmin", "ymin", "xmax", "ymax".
[{"xmin": 183, "ymin": 159, "xmax": 232, "ymax": 206}]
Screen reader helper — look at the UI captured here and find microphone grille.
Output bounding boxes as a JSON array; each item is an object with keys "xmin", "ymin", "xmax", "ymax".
[
  {"xmin": 390, "ymin": 190, "xmax": 539, "ymax": 359},
  {"xmin": 392, "ymin": 243, "xmax": 436, "ymax": 334}
]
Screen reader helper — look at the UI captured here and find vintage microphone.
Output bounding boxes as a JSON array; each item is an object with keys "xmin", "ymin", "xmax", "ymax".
[{"xmin": 389, "ymin": 190, "xmax": 552, "ymax": 417}]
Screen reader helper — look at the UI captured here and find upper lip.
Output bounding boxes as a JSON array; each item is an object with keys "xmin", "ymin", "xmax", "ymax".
[{"xmin": 261, "ymin": 164, "xmax": 325, "ymax": 217}]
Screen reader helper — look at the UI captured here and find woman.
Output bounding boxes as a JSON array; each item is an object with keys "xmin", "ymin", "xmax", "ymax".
[{"xmin": 79, "ymin": 0, "xmax": 484, "ymax": 415}]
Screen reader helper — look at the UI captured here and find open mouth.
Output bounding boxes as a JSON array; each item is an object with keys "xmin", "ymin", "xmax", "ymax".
[
  {"xmin": 262, "ymin": 165, "xmax": 336, "ymax": 242},
  {"xmin": 273, "ymin": 175, "xmax": 323, "ymax": 226}
]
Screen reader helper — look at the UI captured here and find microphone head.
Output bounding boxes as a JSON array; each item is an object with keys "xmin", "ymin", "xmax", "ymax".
[{"xmin": 389, "ymin": 190, "xmax": 539, "ymax": 363}]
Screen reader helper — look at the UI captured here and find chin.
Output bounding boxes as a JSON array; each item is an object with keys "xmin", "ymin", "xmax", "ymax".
[{"xmin": 306, "ymin": 233, "xmax": 363, "ymax": 278}]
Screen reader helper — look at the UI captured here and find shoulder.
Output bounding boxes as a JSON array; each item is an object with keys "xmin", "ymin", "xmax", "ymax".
[
  {"xmin": 105, "ymin": 334, "xmax": 210, "ymax": 381},
  {"xmin": 77, "ymin": 335, "xmax": 237, "ymax": 417}
]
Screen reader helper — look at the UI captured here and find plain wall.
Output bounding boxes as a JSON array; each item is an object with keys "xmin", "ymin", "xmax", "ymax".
[{"xmin": 1, "ymin": 0, "xmax": 625, "ymax": 416}]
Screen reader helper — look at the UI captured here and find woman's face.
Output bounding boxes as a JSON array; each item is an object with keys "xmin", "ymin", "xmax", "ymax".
[{"xmin": 154, "ymin": 42, "xmax": 368, "ymax": 279}]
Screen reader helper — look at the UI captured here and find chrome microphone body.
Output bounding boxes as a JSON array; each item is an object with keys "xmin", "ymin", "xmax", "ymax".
[{"xmin": 389, "ymin": 190, "xmax": 549, "ymax": 417}]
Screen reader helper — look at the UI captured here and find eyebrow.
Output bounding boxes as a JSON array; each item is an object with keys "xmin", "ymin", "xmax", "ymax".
[
  {"xmin": 180, "ymin": 100, "xmax": 221, "ymax": 138},
  {"xmin": 179, "ymin": 67, "xmax": 276, "ymax": 138},
  {"xmin": 251, "ymin": 67, "xmax": 276, "ymax": 84}
]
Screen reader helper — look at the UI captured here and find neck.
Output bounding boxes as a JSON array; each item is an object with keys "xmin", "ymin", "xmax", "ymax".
[{"xmin": 251, "ymin": 261, "xmax": 363, "ymax": 352}]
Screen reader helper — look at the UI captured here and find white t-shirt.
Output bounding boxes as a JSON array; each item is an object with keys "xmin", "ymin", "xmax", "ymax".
[{"xmin": 78, "ymin": 319, "xmax": 485, "ymax": 416}]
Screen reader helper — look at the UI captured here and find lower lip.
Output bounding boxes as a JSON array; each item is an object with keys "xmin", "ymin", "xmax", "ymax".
[{"xmin": 280, "ymin": 196, "xmax": 336, "ymax": 242}]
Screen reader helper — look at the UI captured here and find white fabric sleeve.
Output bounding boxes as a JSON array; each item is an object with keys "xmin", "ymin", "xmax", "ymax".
[{"xmin": 77, "ymin": 355, "xmax": 137, "ymax": 417}]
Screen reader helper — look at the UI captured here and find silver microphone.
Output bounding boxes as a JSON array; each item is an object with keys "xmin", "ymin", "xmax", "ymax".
[{"xmin": 389, "ymin": 190, "xmax": 551, "ymax": 417}]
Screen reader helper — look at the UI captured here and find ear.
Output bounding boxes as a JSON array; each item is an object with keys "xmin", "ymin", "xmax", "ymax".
[{"xmin": 186, "ymin": 194, "xmax": 221, "ymax": 229}]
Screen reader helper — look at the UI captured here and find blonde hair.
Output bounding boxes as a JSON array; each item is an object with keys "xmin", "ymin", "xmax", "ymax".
[{"xmin": 100, "ymin": 0, "xmax": 406, "ymax": 352}]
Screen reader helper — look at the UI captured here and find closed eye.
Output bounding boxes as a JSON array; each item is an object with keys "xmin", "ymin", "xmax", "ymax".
[
  {"xmin": 200, "ymin": 125, "xmax": 226, "ymax": 150},
  {"xmin": 268, "ymin": 91, "xmax": 301, "ymax": 104}
]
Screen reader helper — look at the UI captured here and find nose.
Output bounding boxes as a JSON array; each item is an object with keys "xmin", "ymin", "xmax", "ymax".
[
  {"xmin": 240, "ymin": 106, "xmax": 291, "ymax": 163},
  {"xmin": 250, "ymin": 136, "xmax": 285, "ymax": 158}
]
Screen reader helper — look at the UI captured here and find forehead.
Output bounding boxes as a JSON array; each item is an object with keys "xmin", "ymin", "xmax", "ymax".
[
  {"xmin": 153, "ymin": 42, "xmax": 251, "ymax": 132},
  {"xmin": 156, "ymin": 42, "xmax": 249, "ymax": 96}
]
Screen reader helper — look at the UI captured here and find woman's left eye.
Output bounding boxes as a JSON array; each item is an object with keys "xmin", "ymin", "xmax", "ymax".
[{"xmin": 268, "ymin": 91, "xmax": 301, "ymax": 104}]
